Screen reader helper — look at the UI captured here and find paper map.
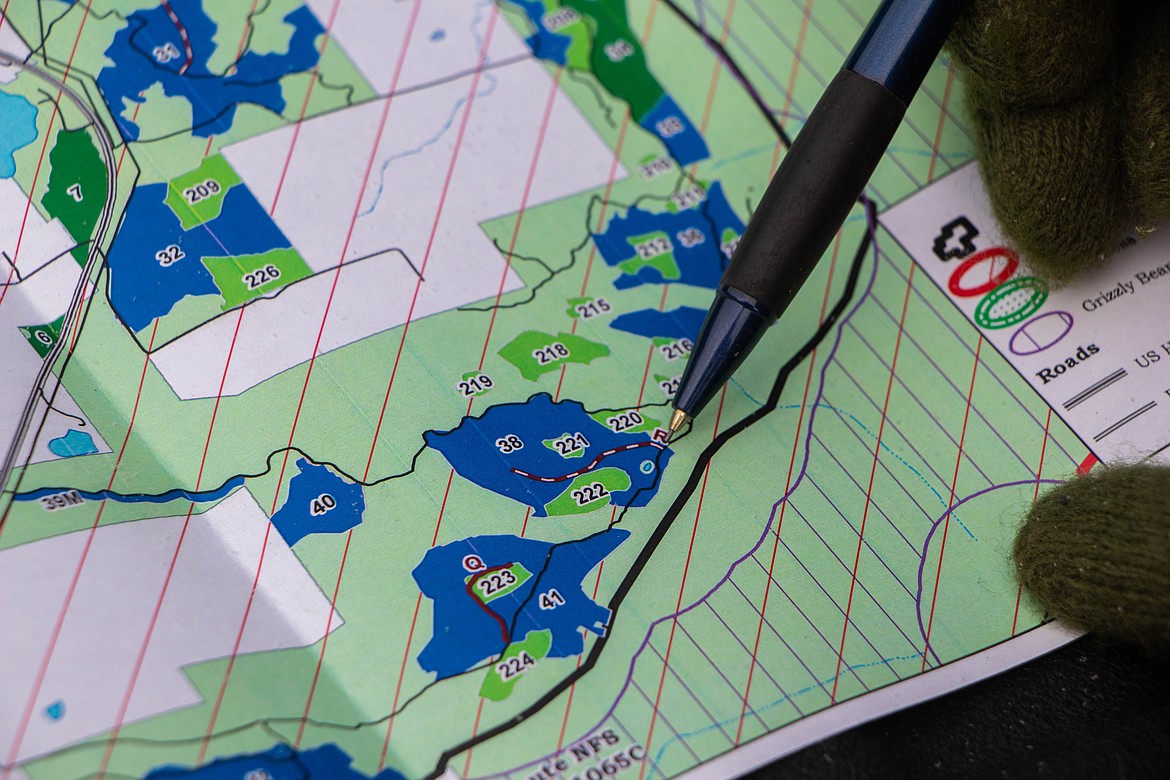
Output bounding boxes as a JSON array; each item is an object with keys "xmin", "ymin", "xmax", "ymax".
[{"xmin": 1, "ymin": 2, "xmax": 1153, "ymax": 779}]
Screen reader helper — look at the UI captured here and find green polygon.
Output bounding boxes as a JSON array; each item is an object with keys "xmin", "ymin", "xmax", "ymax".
[
  {"xmin": 543, "ymin": 467, "xmax": 630, "ymax": 516},
  {"xmin": 18, "ymin": 314, "xmax": 66, "ymax": 359},
  {"xmin": 164, "ymin": 155, "xmax": 242, "ymax": 229},
  {"xmin": 479, "ymin": 630, "xmax": 552, "ymax": 702},
  {"xmin": 539, "ymin": 0, "xmax": 592, "ymax": 69},
  {"xmin": 497, "ymin": 330, "xmax": 610, "ymax": 381},
  {"xmin": 202, "ymin": 247, "xmax": 311, "ymax": 310},
  {"xmin": 466, "ymin": 563, "xmax": 532, "ymax": 604},
  {"xmin": 40, "ymin": 128, "xmax": 107, "ymax": 266}
]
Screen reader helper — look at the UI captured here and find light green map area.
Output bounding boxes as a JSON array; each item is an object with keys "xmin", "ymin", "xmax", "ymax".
[{"xmin": 0, "ymin": 2, "xmax": 1087, "ymax": 780}]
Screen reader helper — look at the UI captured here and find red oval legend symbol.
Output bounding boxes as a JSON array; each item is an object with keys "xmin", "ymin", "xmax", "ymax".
[{"xmin": 1009, "ymin": 310, "xmax": 1074, "ymax": 355}]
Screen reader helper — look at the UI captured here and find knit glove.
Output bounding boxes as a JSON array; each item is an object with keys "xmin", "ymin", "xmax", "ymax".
[{"xmin": 949, "ymin": 0, "xmax": 1170, "ymax": 655}]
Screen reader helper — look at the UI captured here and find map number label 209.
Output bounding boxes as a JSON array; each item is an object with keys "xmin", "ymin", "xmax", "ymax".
[{"xmin": 183, "ymin": 178, "xmax": 222, "ymax": 204}]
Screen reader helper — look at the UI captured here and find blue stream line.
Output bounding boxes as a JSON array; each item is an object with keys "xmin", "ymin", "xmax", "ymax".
[
  {"xmin": 648, "ymin": 650, "xmax": 926, "ymax": 775},
  {"xmin": 729, "ymin": 380, "xmax": 976, "ymax": 540},
  {"xmin": 359, "ymin": 0, "xmax": 499, "ymax": 217},
  {"xmin": 13, "ymin": 477, "xmax": 245, "ymax": 506}
]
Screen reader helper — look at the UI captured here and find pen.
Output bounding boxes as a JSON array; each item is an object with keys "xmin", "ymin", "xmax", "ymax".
[{"xmin": 667, "ymin": 0, "xmax": 965, "ymax": 440}]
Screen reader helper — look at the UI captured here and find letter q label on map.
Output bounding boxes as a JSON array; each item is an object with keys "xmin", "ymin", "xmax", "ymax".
[{"xmin": 882, "ymin": 163, "xmax": 1169, "ymax": 465}]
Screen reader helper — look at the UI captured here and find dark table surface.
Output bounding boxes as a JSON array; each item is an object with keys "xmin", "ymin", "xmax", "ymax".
[{"xmin": 747, "ymin": 635, "xmax": 1170, "ymax": 779}]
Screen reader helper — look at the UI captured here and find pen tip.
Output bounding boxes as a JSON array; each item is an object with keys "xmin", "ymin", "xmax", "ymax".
[{"xmin": 665, "ymin": 409, "xmax": 690, "ymax": 443}]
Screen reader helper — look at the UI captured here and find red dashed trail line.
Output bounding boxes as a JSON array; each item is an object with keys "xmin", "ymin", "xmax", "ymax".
[
  {"xmin": 160, "ymin": 0, "xmax": 194, "ymax": 75},
  {"xmin": 510, "ymin": 440, "xmax": 665, "ymax": 483}
]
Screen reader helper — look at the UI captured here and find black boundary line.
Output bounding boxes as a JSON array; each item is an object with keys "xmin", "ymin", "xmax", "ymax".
[
  {"xmin": 421, "ymin": 199, "xmax": 874, "ymax": 780},
  {"xmin": 0, "ymin": 0, "xmax": 858, "ymax": 774}
]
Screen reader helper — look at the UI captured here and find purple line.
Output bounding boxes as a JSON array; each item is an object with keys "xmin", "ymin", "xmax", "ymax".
[
  {"xmin": 645, "ymin": 640, "xmax": 736, "ymax": 747},
  {"xmin": 727, "ymin": 574, "xmax": 861, "ymax": 694},
  {"xmin": 611, "ymin": 714, "xmax": 664, "ymax": 780},
  {"xmin": 757, "ymin": 544, "xmax": 898, "ymax": 682},
  {"xmin": 817, "ymin": 396, "xmax": 935, "ymax": 525},
  {"xmin": 833, "ymin": 356, "xmax": 972, "ymax": 493},
  {"xmin": 871, "ymin": 242, "xmax": 1080, "ymax": 467},
  {"xmin": 479, "ymin": 209, "xmax": 927, "ymax": 780},
  {"xmin": 734, "ymin": 0, "xmax": 960, "ymax": 188},
  {"xmin": 629, "ymin": 677, "xmax": 702, "ymax": 764},
  {"xmin": 811, "ymin": 428, "xmax": 922, "ymax": 551},
  {"xmin": 785, "ymin": 501, "xmax": 922, "ymax": 652},
  {"xmin": 844, "ymin": 319, "xmax": 997, "ymax": 485},
  {"xmin": 914, "ymin": 478, "xmax": 1064, "ymax": 664},
  {"xmin": 864, "ymin": 289, "xmax": 1039, "ymax": 478},
  {"xmin": 677, "ymin": 616, "xmax": 772, "ymax": 733},
  {"xmin": 804, "ymin": 467, "xmax": 921, "ymax": 594},
  {"xmin": 701, "ymin": 601, "xmax": 803, "ymax": 720}
]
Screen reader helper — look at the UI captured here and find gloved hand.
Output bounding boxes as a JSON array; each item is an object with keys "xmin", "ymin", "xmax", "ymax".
[{"xmin": 949, "ymin": 0, "xmax": 1170, "ymax": 655}]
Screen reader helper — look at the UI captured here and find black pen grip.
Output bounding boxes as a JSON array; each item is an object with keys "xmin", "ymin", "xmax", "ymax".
[{"xmin": 721, "ymin": 68, "xmax": 906, "ymax": 316}]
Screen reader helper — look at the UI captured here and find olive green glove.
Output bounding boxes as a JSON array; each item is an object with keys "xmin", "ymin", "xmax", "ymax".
[{"xmin": 949, "ymin": 0, "xmax": 1170, "ymax": 655}]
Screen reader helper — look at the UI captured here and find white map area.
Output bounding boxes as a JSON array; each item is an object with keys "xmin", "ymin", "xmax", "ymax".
[
  {"xmin": 884, "ymin": 164, "xmax": 1170, "ymax": 464},
  {"xmin": 0, "ymin": 488, "xmax": 342, "ymax": 765},
  {"xmin": 303, "ymin": 0, "xmax": 530, "ymax": 94},
  {"xmin": 154, "ymin": 51, "xmax": 623, "ymax": 399}
]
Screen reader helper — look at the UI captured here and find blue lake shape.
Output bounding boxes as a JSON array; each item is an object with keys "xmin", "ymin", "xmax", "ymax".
[
  {"xmin": 0, "ymin": 91, "xmax": 38, "ymax": 178},
  {"xmin": 44, "ymin": 700, "xmax": 65, "ymax": 721},
  {"xmin": 269, "ymin": 458, "xmax": 365, "ymax": 546},
  {"xmin": 413, "ymin": 529, "xmax": 629, "ymax": 679},
  {"xmin": 610, "ymin": 305, "xmax": 706, "ymax": 342},
  {"xmin": 145, "ymin": 742, "xmax": 405, "ymax": 780},
  {"xmin": 47, "ymin": 429, "xmax": 99, "ymax": 458},
  {"xmin": 424, "ymin": 393, "xmax": 672, "ymax": 518},
  {"xmin": 593, "ymin": 181, "xmax": 745, "ymax": 291},
  {"xmin": 105, "ymin": 181, "xmax": 294, "ymax": 331},
  {"xmin": 96, "ymin": 1, "xmax": 324, "ymax": 140},
  {"xmin": 638, "ymin": 94, "xmax": 709, "ymax": 166}
]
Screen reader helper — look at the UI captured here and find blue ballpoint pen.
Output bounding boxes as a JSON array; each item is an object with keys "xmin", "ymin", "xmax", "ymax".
[{"xmin": 667, "ymin": 0, "xmax": 966, "ymax": 440}]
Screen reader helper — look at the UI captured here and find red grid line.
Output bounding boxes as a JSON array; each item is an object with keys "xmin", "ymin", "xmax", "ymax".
[
  {"xmin": 638, "ymin": 385, "xmax": 729, "ymax": 780},
  {"xmin": 829, "ymin": 263, "xmax": 916, "ymax": 704},
  {"xmin": 921, "ymin": 337, "xmax": 982, "ymax": 671},
  {"xmin": 2, "ymin": 321, "xmax": 159, "ymax": 777}
]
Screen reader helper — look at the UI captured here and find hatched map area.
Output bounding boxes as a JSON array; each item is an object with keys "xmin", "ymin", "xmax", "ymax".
[{"xmin": 0, "ymin": 1, "xmax": 1127, "ymax": 779}]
